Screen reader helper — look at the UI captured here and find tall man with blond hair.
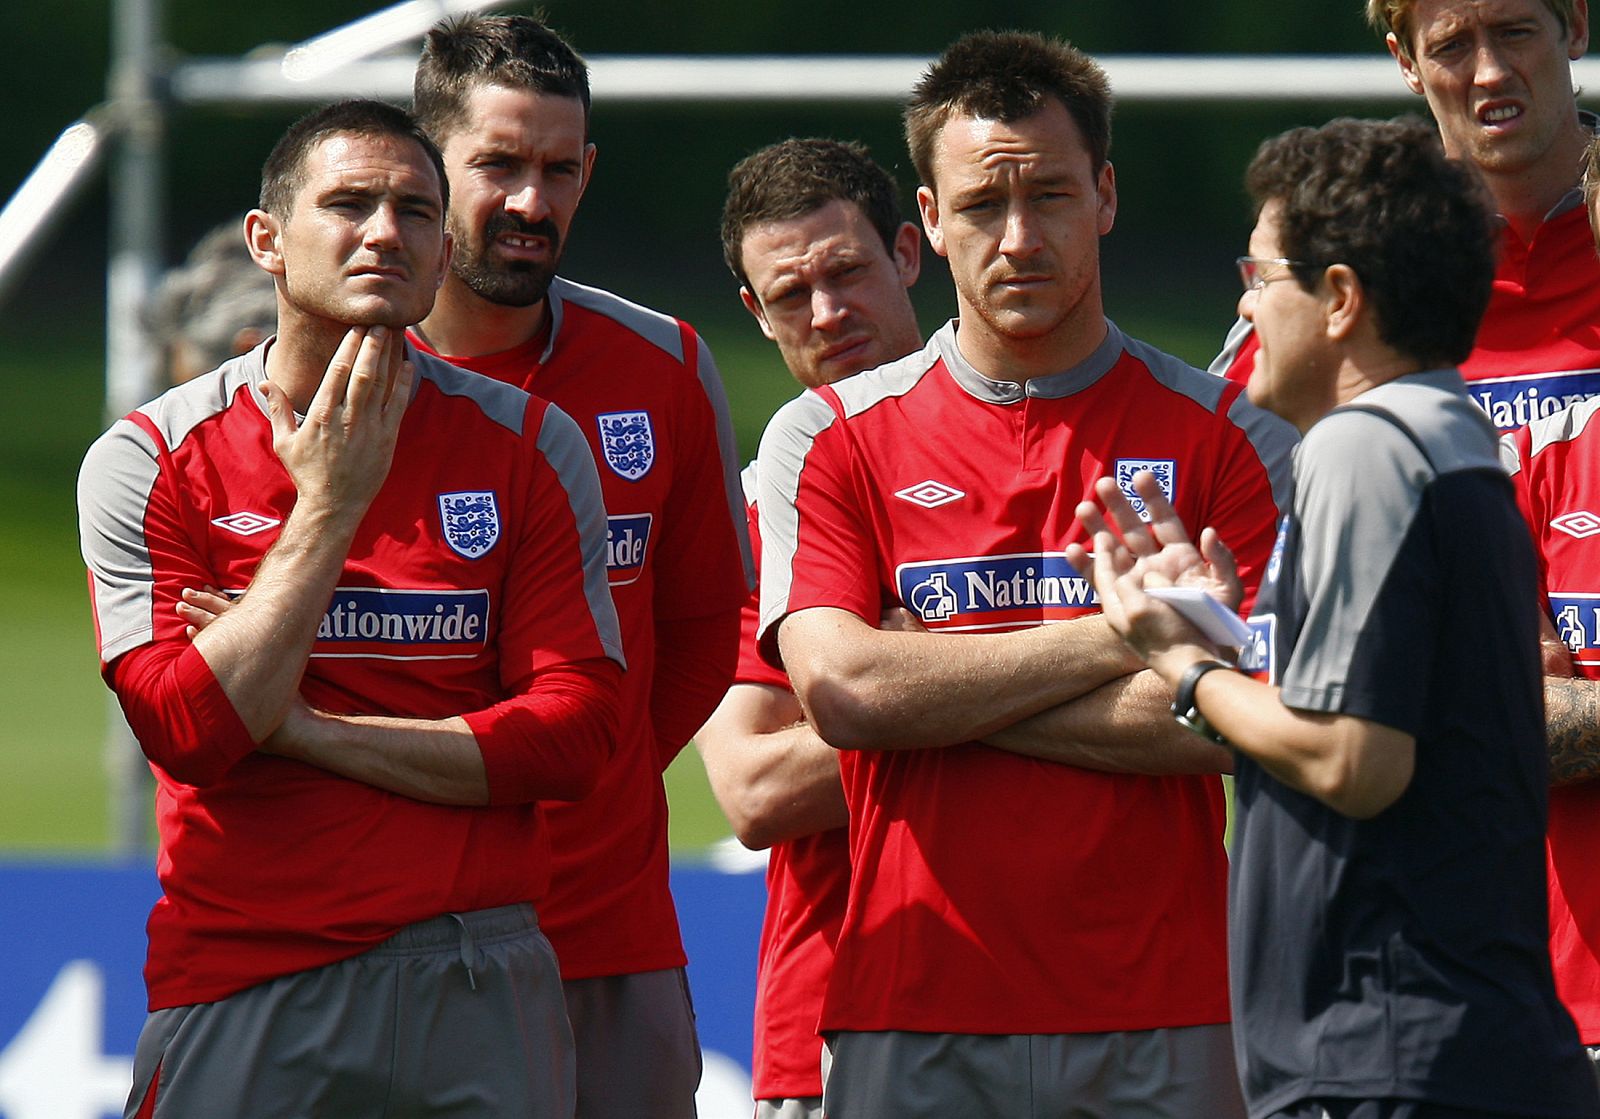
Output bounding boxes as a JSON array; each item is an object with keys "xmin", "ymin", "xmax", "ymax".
[
  {"xmin": 757, "ymin": 30, "xmax": 1291, "ymax": 1116},
  {"xmin": 1215, "ymin": 0, "xmax": 1600, "ymax": 432}
]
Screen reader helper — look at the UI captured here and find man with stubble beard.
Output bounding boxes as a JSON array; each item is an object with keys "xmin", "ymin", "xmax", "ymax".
[{"xmin": 408, "ymin": 15, "xmax": 751, "ymax": 1118}]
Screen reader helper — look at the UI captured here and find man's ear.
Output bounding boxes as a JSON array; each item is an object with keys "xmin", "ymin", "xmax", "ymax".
[
  {"xmin": 1568, "ymin": 0, "xmax": 1590, "ymax": 60},
  {"xmin": 1322, "ymin": 263, "xmax": 1364, "ymax": 341},
  {"xmin": 577, "ymin": 142, "xmax": 598, "ymax": 206},
  {"xmin": 1389, "ymin": 32, "xmax": 1427, "ymax": 96},
  {"xmin": 435, "ymin": 229, "xmax": 454, "ymax": 290},
  {"xmin": 1096, "ymin": 161, "xmax": 1117, "ymax": 237},
  {"xmin": 739, "ymin": 286, "xmax": 778, "ymax": 343},
  {"xmin": 916, "ymin": 185, "xmax": 946, "ymax": 259},
  {"xmin": 243, "ymin": 209, "xmax": 286, "ymax": 277},
  {"xmin": 892, "ymin": 221, "xmax": 923, "ymax": 288}
]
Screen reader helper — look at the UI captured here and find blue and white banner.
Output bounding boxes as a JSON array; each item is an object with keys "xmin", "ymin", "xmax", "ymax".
[{"xmin": 0, "ymin": 858, "xmax": 765, "ymax": 1119}]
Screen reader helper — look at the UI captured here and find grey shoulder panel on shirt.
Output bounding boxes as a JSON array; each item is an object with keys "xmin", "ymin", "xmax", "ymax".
[
  {"xmin": 829, "ymin": 340, "xmax": 942, "ymax": 420},
  {"xmin": 78, "ymin": 417, "xmax": 165, "ymax": 664},
  {"xmin": 548, "ymin": 276, "xmax": 685, "ymax": 362},
  {"xmin": 1125, "ymin": 332, "xmax": 1297, "ymax": 515},
  {"xmin": 1123, "ymin": 334, "xmax": 1228, "ymax": 411},
  {"xmin": 535, "ymin": 403, "xmax": 627, "ymax": 669},
  {"xmin": 411, "ymin": 347, "xmax": 530, "ymax": 436},
  {"xmin": 1279, "ymin": 400, "xmax": 1450, "ymax": 711},
  {"xmin": 138, "ymin": 348, "xmax": 262, "ymax": 453},
  {"xmin": 80, "ymin": 356, "xmax": 262, "ymax": 664},
  {"xmin": 754, "ymin": 391, "xmax": 841, "ymax": 651},
  {"xmin": 689, "ymin": 331, "xmax": 755, "ymax": 590}
]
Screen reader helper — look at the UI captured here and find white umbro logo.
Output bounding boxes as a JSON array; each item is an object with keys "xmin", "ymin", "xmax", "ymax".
[
  {"xmin": 212, "ymin": 512, "xmax": 281, "ymax": 536},
  {"xmin": 894, "ymin": 480, "xmax": 966, "ymax": 509},
  {"xmin": 1553, "ymin": 511, "xmax": 1600, "ymax": 539}
]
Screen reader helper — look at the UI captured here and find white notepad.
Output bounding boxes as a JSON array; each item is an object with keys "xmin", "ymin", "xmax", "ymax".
[{"xmin": 1144, "ymin": 586, "xmax": 1252, "ymax": 650}]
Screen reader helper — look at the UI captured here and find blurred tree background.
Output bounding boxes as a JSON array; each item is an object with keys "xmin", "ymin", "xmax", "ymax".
[{"xmin": 0, "ymin": 0, "xmax": 1409, "ymax": 850}]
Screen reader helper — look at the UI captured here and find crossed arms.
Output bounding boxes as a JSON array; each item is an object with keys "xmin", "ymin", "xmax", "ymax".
[{"xmin": 91, "ymin": 327, "xmax": 619, "ymax": 805}]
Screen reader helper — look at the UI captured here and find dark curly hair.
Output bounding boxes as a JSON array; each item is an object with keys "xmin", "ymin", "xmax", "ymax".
[
  {"xmin": 904, "ymin": 30, "xmax": 1111, "ymax": 193},
  {"xmin": 1245, "ymin": 116, "xmax": 1494, "ymax": 369},
  {"xmin": 414, "ymin": 13, "xmax": 589, "ymax": 145},
  {"xmin": 720, "ymin": 138, "xmax": 904, "ymax": 288}
]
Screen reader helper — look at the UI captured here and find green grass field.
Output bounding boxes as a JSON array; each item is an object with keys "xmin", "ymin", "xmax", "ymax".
[{"xmin": 0, "ymin": 307, "xmax": 1227, "ymax": 855}]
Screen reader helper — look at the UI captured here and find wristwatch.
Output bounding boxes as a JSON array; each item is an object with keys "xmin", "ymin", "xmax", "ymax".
[{"xmin": 1172, "ymin": 659, "xmax": 1231, "ymax": 745}]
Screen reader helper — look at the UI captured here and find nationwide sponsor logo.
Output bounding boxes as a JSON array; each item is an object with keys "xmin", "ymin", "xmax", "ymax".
[
  {"xmin": 311, "ymin": 587, "xmax": 490, "ymax": 660},
  {"xmin": 1550, "ymin": 594, "xmax": 1600, "ymax": 662},
  {"xmin": 211, "ymin": 511, "xmax": 280, "ymax": 537},
  {"xmin": 1238, "ymin": 614, "xmax": 1276, "ymax": 682},
  {"xmin": 597, "ymin": 410, "xmax": 655, "ymax": 481},
  {"xmin": 893, "ymin": 479, "xmax": 966, "ymax": 509},
  {"xmin": 895, "ymin": 552, "xmax": 1097, "ymax": 631},
  {"xmin": 1552, "ymin": 510, "xmax": 1600, "ymax": 539},
  {"xmin": 606, "ymin": 513, "xmax": 653, "ymax": 585},
  {"xmin": 1114, "ymin": 459, "xmax": 1176, "ymax": 522},
  {"xmin": 438, "ymin": 491, "xmax": 500, "ymax": 559},
  {"xmin": 1468, "ymin": 368, "xmax": 1600, "ymax": 432}
]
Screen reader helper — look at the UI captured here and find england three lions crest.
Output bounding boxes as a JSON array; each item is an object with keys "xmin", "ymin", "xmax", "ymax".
[
  {"xmin": 1114, "ymin": 458, "xmax": 1176, "ymax": 522},
  {"xmin": 598, "ymin": 410, "xmax": 656, "ymax": 481},
  {"xmin": 439, "ymin": 490, "xmax": 501, "ymax": 560}
]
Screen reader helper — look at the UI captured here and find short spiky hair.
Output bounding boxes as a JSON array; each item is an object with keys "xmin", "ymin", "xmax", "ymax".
[
  {"xmin": 1246, "ymin": 116, "xmax": 1494, "ymax": 369},
  {"xmin": 719, "ymin": 138, "xmax": 904, "ymax": 288},
  {"xmin": 258, "ymin": 99, "xmax": 447, "ymax": 219},
  {"xmin": 904, "ymin": 30, "xmax": 1112, "ymax": 192},
  {"xmin": 414, "ymin": 13, "xmax": 590, "ymax": 144},
  {"xmin": 1367, "ymin": 0, "xmax": 1578, "ymax": 60}
]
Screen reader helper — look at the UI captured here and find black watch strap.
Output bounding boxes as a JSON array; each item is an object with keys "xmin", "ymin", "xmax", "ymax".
[{"xmin": 1172, "ymin": 659, "xmax": 1231, "ymax": 744}]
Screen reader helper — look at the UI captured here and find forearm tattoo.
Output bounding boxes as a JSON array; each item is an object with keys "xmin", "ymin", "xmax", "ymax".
[{"xmin": 1546, "ymin": 676, "xmax": 1600, "ymax": 786}]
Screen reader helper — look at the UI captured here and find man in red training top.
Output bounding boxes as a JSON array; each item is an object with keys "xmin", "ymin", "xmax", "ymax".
[
  {"xmin": 757, "ymin": 30, "xmax": 1292, "ymax": 1116},
  {"xmin": 408, "ymin": 15, "xmax": 750, "ymax": 1116},
  {"xmin": 79, "ymin": 99, "xmax": 623, "ymax": 1118},
  {"xmin": 699, "ymin": 136, "xmax": 924, "ymax": 1119},
  {"xmin": 1214, "ymin": 0, "xmax": 1600, "ymax": 432}
]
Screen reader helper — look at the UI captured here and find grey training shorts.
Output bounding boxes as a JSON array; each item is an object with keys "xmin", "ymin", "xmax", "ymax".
[
  {"xmin": 822, "ymin": 1024, "xmax": 1245, "ymax": 1118},
  {"xmin": 125, "ymin": 903, "xmax": 574, "ymax": 1118},
  {"xmin": 562, "ymin": 967, "xmax": 702, "ymax": 1119}
]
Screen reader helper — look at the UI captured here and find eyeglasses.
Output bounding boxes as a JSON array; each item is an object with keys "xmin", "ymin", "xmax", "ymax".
[{"xmin": 1236, "ymin": 256, "xmax": 1309, "ymax": 292}]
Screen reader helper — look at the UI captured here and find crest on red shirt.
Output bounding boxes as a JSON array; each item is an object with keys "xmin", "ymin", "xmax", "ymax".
[
  {"xmin": 597, "ymin": 410, "xmax": 655, "ymax": 481},
  {"xmin": 438, "ymin": 490, "xmax": 501, "ymax": 560},
  {"xmin": 1114, "ymin": 458, "xmax": 1175, "ymax": 522}
]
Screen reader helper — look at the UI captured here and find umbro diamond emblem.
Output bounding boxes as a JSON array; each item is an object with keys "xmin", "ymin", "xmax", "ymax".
[
  {"xmin": 211, "ymin": 512, "xmax": 281, "ymax": 536},
  {"xmin": 1553, "ymin": 510, "xmax": 1600, "ymax": 539},
  {"xmin": 894, "ymin": 480, "xmax": 966, "ymax": 509}
]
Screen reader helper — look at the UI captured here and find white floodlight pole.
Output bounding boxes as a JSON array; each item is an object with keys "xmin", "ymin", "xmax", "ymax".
[
  {"xmin": 105, "ymin": 0, "xmax": 165, "ymax": 856},
  {"xmin": 0, "ymin": 118, "xmax": 111, "ymax": 305}
]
